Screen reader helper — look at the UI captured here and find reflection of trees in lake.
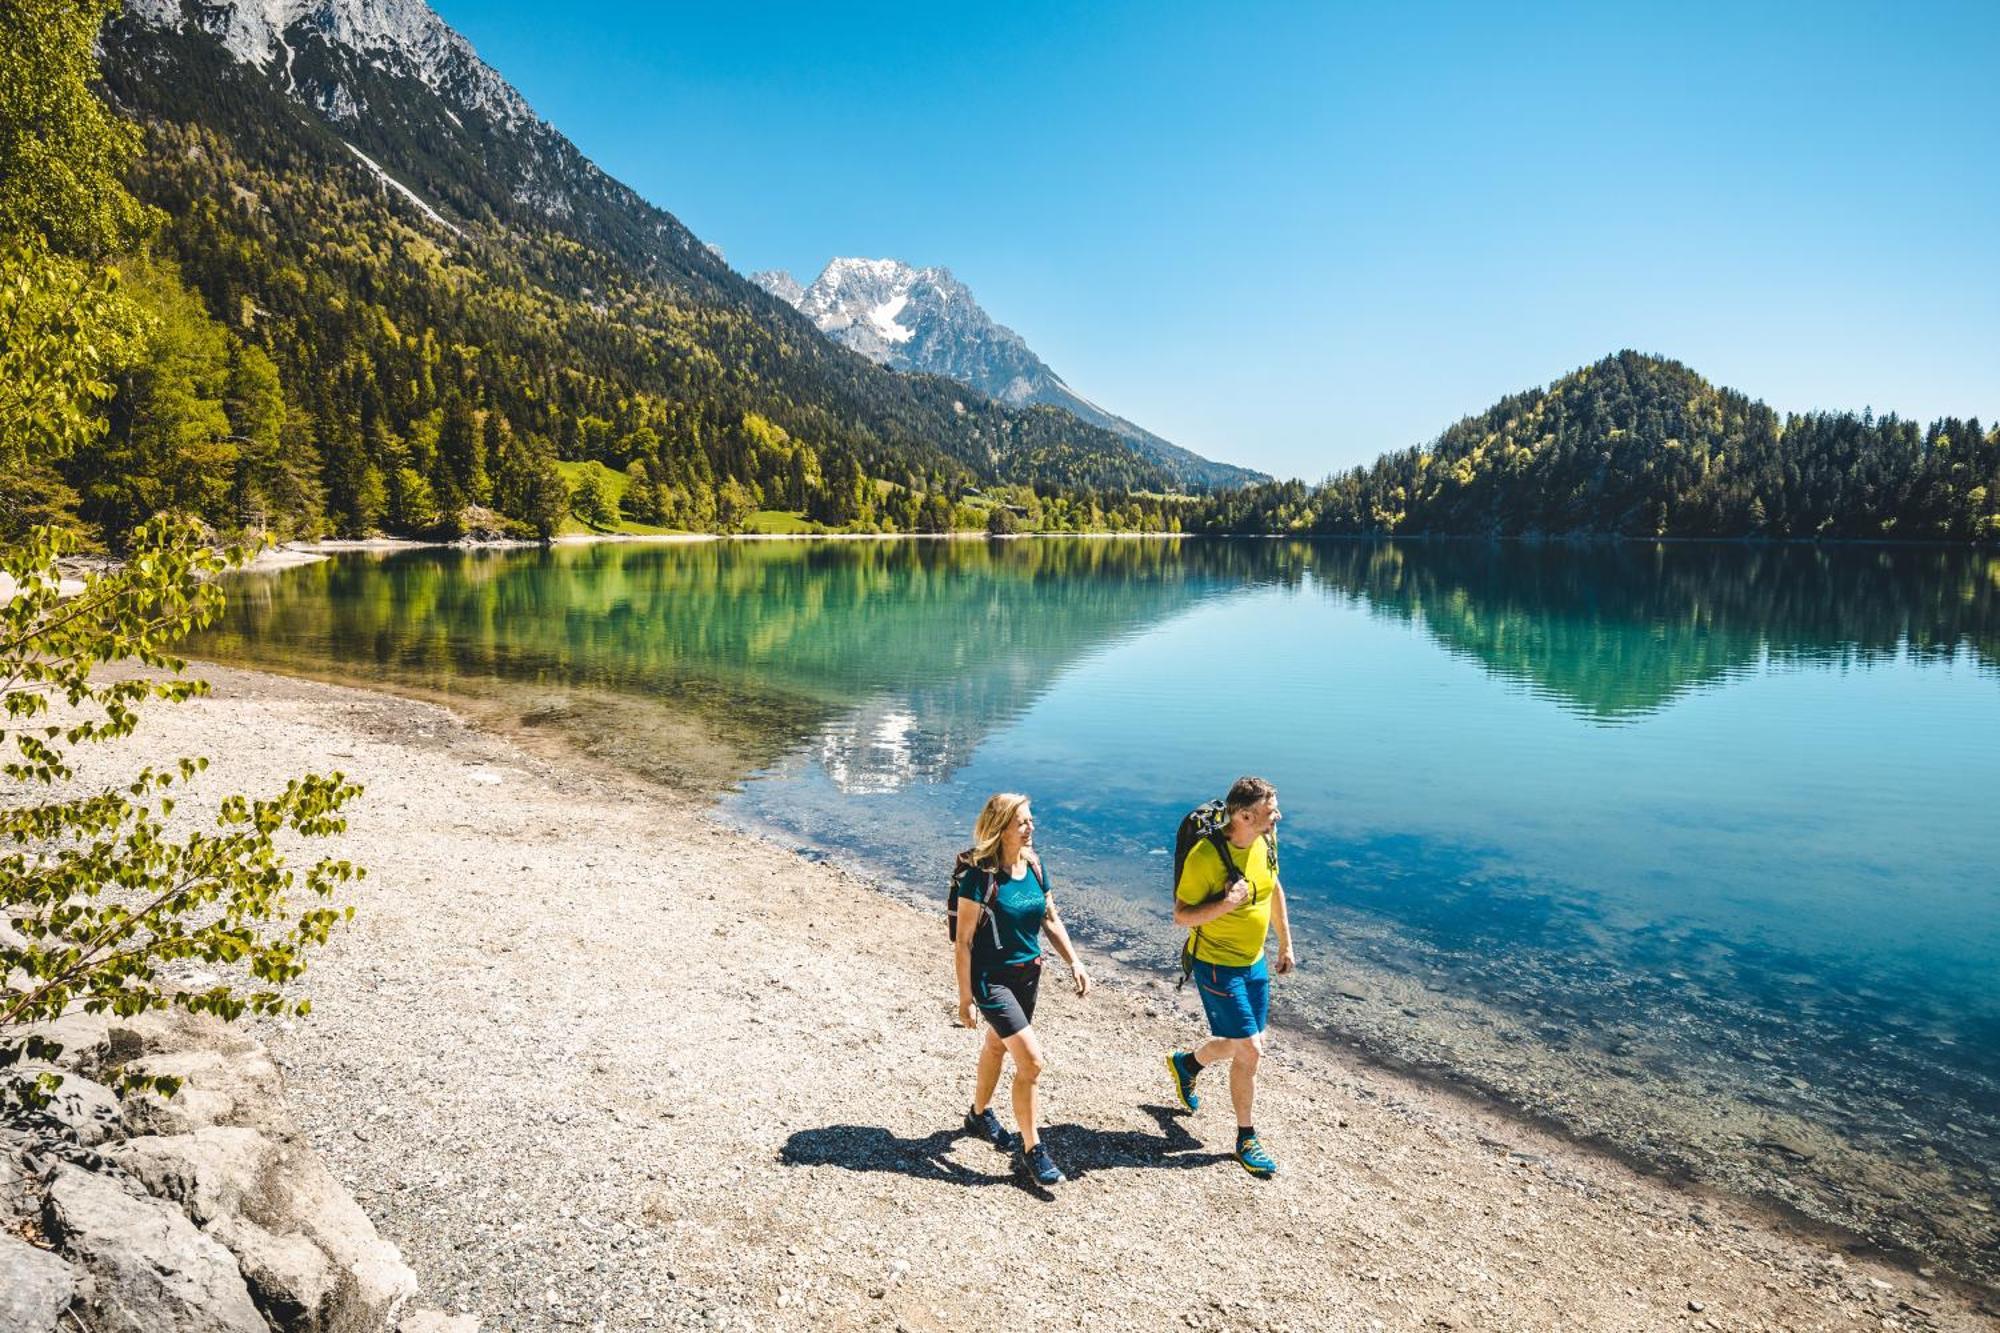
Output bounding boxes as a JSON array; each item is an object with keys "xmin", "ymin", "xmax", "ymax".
[
  {"xmin": 196, "ymin": 539, "xmax": 1259, "ymax": 790},
  {"xmin": 196, "ymin": 538, "xmax": 2000, "ymax": 780},
  {"xmin": 1301, "ymin": 541, "xmax": 2000, "ymax": 721}
]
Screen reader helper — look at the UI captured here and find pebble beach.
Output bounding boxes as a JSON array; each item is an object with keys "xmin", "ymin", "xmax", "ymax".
[{"xmin": 87, "ymin": 661, "xmax": 1998, "ymax": 1332}]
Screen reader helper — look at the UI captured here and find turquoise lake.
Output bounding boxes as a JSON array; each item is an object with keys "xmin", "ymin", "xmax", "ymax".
[{"xmin": 194, "ymin": 538, "xmax": 2000, "ymax": 1281}]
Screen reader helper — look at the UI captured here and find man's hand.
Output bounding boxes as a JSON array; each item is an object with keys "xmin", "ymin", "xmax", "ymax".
[
  {"xmin": 1274, "ymin": 945, "xmax": 1298, "ymax": 975},
  {"xmin": 957, "ymin": 999, "xmax": 979, "ymax": 1029},
  {"xmin": 1220, "ymin": 879, "xmax": 1250, "ymax": 911}
]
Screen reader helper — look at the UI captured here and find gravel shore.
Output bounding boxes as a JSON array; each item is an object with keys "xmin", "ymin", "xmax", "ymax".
[{"xmin": 90, "ymin": 664, "xmax": 1997, "ymax": 1332}]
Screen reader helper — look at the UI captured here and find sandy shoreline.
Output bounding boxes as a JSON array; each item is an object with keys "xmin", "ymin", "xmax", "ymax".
[{"xmin": 74, "ymin": 662, "xmax": 1996, "ymax": 1331}]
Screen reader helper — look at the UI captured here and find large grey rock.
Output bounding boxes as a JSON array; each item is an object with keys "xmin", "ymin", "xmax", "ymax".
[
  {"xmin": 18, "ymin": 1009, "xmax": 112, "ymax": 1072},
  {"xmin": 7, "ymin": 1069, "xmax": 124, "ymax": 1147},
  {"xmin": 106, "ymin": 1128, "xmax": 414, "ymax": 1330},
  {"xmin": 254, "ymin": 1154, "xmax": 416, "ymax": 1328},
  {"xmin": 119, "ymin": 1047, "xmax": 294, "ymax": 1138},
  {"xmin": 208, "ymin": 1215, "xmax": 342, "ymax": 1333},
  {"xmin": 106, "ymin": 1007, "xmax": 255, "ymax": 1063},
  {"xmin": 0, "ymin": 1231, "xmax": 79, "ymax": 1333},
  {"xmin": 105, "ymin": 1127, "xmax": 280, "ymax": 1226},
  {"xmin": 40, "ymin": 1163, "xmax": 266, "ymax": 1333}
]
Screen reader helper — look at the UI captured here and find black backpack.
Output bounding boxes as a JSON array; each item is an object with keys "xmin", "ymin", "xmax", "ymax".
[
  {"xmin": 1172, "ymin": 799, "xmax": 1279, "ymax": 985},
  {"xmin": 946, "ymin": 851, "xmax": 1048, "ymax": 951}
]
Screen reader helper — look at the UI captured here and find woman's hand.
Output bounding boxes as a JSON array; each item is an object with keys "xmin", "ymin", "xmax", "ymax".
[
  {"xmin": 1071, "ymin": 960, "xmax": 1092, "ymax": 998},
  {"xmin": 1275, "ymin": 945, "xmax": 1298, "ymax": 975},
  {"xmin": 957, "ymin": 998, "xmax": 979, "ymax": 1029}
]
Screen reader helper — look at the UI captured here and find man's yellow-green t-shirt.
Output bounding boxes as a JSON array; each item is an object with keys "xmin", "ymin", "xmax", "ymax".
[{"xmin": 1176, "ymin": 834, "xmax": 1278, "ymax": 967}]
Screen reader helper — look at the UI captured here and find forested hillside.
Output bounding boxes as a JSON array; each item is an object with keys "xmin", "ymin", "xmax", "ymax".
[
  {"xmin": 11, "ymin": 2, "xmax": 1210, "ymax": 550},
  {"xmin": 1194, "ymin": 353, "xmax": 1999, "ymax": 541}
]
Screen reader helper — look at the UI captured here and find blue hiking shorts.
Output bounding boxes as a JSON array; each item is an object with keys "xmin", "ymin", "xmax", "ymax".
[{"xmin": 1192, "ymin": 956, "xmax": 1270, "ymax": 1039}]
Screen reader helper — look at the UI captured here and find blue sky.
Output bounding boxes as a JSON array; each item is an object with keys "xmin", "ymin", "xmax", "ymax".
[{"xmin": 433, "ymin": 0, "xmax": 1999, "ymax": 480}]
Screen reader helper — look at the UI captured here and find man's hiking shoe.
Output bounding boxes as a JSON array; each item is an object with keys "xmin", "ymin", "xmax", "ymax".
[
  {"xmin": 1166, "ymin": 1051, "xmax": 1201, "ymax": 1112},
  {"xmin": 964, "ymin": 1107, "xmax": 1016, "ymax": 1152},
  {"xmin": 1015, "ymin": 1142, "xmax": 1065, "ymax": 1186},
  {"xmin": 1235, "ymin": 1135, "xmax": 1278, "ymax": 1179}
]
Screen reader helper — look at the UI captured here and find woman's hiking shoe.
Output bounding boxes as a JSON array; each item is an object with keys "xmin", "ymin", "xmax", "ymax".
[
  {"xmin": 1235, "ymin": 1134, "xmax": 1278, "ymax": 1179},
  {"xmin": 964, "ymin": 1107, "xmax": 1016, "ymax": 1152},
  {"xmin": 1015, "ymin": 1142, "xmax": 1065, "ymax": 1186},
  {"xmin": 1166, "ymin": 1051, "xmax": 1201, "ymax": 1112}
]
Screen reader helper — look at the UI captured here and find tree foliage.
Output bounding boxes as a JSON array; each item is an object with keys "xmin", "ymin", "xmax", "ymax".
[
  {"xmin": 1, "ymin": 0, "xmax": 361, "ymax": 1108},
  {"xmin": 1, "ymin": 522, "xmax": 363, "ymax": 1107}
]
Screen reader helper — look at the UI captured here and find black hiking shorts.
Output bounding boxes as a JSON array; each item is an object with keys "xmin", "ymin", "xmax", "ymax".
[{"xmin": 971, "ymin": 960, "xmax": 1042, "ymax": 1039}]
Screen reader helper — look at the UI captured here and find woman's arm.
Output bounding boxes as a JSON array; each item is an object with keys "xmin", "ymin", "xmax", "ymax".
[
  {"xmin": 954, "ymin": 897, "xmax": 982, "ymax": 1027},
  {"xmin": 1040, "ymin": 894, "xmax": 1091, "ymax": 997}
]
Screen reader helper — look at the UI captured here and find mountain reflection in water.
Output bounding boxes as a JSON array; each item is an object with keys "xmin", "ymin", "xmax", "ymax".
[{"xmin": 195, "ymin": 537, "xmax": 2000, "ymax": 1283}]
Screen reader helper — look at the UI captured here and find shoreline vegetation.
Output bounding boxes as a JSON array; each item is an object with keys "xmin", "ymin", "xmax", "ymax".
[{"xmin": 101, "ymin": 658, "xmax": 1996, "ymax": 1330}]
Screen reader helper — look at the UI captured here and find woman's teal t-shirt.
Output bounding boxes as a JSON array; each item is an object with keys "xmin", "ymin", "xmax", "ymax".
[{"xmin": 962, "ymin": 861, "xmax": 1047, "ymax": 968}]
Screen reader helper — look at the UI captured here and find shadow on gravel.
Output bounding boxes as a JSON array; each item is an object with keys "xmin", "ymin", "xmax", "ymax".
[{"xmin": 779, "ymin": 1104, "xmax": 1230, "ymax": 1193}]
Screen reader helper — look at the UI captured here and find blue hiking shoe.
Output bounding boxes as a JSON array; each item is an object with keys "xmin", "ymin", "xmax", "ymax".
[
  {"xmin": 1236, "ymin": 1134, "xmax": 1278, "ymax": 1179},
  {"xmin": 1166, "ymin": 1051, "xmax": 1201, "ymax": 1113},
  {"xmin": 964, "ymin": 1106, "xmax": 1016, "ymax": 1152},
  {"xmin": 1015, "ymin": 1142, "xmax": 1065, "ymax": 1186}
]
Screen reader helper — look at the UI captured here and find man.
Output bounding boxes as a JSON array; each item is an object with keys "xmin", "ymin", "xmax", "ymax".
[{"xmin": 1165, "ymin": 776, "xmax": 1297, "ymax": 1178}]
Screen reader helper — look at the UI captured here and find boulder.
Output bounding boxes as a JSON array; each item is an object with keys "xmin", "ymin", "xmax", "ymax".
[
  {"xmin": 0, "ymin": 1131, "xmax": 37, "ymax": 1223},
  {"xmin": 251, "ymin": 1154, "xmax": 417, "ymax": 1328},
  {"xmin": 208, "ymin": 1215, "xmax": 342, "ymax": 1333},
  {"xmin": 0, "ymin": 1231, "xmax": 80, "ymax": 1333},
  {"xmin": 106, "ymin": 1007, "xmax": 261, "ymax": 1065},
  {"xmin": 105, "ymin": 1127, "xmax": 280, "ymax": 1226},
  {"xmin": 119, "ymin": 1047, "xmax": 294, "ymax": 1139},
  {"xmin": 6, "ymin": 1069, "xmax": 124, "ymax": 1148},
  {"xmin": 17, "ymin": 1009, "xmax": 112, "ymax": 1072},
  {"xmin": 40, "ymin": 1163, "xmax": 266, "ymax": 1333}
]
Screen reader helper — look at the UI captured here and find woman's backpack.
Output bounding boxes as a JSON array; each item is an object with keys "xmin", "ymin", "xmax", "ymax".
[{"xmin": 946, "ymin": 850, "xmax": 1046, "ymax": 950}]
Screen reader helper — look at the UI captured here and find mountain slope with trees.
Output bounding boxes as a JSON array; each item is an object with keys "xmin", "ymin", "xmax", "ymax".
[
  {"xmin": 34, "ymin": 0, "xmax": 1219, "ymax": 549},
  {"xmin": 1193, "ymin": 352, "xmax": 1999, "ymax": 542}
]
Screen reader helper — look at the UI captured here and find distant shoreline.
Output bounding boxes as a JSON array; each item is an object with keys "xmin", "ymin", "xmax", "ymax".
[{"xmin": 247, "ymin": 529, "xmax": 2000, "ymax": 568}]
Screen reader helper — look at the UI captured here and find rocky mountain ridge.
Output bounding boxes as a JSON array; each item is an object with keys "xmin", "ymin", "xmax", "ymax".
[
  {"xmin": 755, "ymin": 257, "xmax": 1265, "ymax": 489},
  {"xmin": 108, "ymin": 0, "xmax": 1260, "ymax": 508}
]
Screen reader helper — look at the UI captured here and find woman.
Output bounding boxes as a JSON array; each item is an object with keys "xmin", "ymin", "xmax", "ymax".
[{"xmin": 953, "ymin": 792, "xmax": 1091, "ymax": 1186}]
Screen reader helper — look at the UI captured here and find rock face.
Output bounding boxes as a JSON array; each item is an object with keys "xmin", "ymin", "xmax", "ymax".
[
  {"xmin": 754, "ymin": 258, "xmax": 1266, "ymax": 489},
  {"xmin": 2, "ymin": 1006, "xmax": 438, "ymax": 1332},
  {"xmin": 41, "ymin": 1163, "xmax": 269, "ymax": 1333},
  {"xmin": 0, "ymin": 1231, "xmax": 80, "ymax": 1333}
]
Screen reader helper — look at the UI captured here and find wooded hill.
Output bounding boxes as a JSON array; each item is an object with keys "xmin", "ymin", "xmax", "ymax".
[{"xmin": 1193, "ymin": 352, "xmax": 1999, "ymax": 542}]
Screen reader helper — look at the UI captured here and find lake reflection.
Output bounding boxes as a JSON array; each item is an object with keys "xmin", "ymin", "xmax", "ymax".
[{"xmin": 196, "ymin": 538, "xmax": 2000, "ymax": 1282}]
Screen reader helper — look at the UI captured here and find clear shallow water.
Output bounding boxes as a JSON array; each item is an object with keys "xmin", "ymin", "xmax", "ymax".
[{"xmin": 193, "ymin": 538, "xmax": 2000, "ymax": 1279}]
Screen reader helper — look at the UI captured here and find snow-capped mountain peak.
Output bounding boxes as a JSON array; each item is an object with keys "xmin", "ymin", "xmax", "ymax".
[{"xmin": 754, "ymin": 258, "xmax": 1262, "ymax": 487}]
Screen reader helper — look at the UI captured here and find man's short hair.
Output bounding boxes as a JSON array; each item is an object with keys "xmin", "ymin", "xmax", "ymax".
[{"xmin": 1225, "ymin": 775, "xmax": 1276, "ymax": 814}]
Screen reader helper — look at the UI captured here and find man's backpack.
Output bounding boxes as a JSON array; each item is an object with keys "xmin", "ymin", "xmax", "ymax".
[{"xmin": 1172, "ymin": 799, "xmax": 1279, "ymax": 985}]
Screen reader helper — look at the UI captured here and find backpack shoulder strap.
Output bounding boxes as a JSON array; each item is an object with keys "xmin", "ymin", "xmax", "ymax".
[{"xmin": 1206, "ymin": 832, "xmax": 1245, "ymax": 888}]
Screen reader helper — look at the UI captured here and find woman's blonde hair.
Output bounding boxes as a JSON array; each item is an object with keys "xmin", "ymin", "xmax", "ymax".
[{"xmin": 968, "ymin": 792, "xmax": 1032, "ymax": 870}]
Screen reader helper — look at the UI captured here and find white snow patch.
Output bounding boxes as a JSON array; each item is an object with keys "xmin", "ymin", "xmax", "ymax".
[
  {"xmin": 868, "ymin": 293, "xmax": 913, "ymax": 343},
  {"xmin": 342, "ymin": 142, "xmax": 461, "ymax": 236}
]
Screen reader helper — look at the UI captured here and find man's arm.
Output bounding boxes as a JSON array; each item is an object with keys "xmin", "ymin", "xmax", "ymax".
[
  {"xmin": 1270, "ymin": 880, "xmax": 1297, "ymax": 974},
  {"xmin": 1174, "ymin": 880, "xmax": 1249, "ymax": 928}
]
